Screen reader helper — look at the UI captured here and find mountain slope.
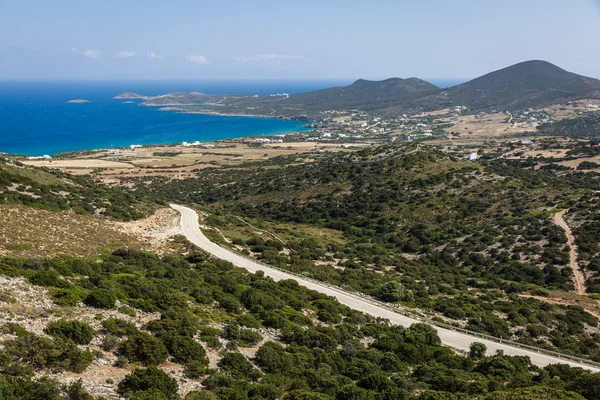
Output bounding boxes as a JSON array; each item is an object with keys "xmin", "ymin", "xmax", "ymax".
[
  {"xmin": 284, "ymin": 77, "xmax": 440, "ymax": 110},
  {"xmin": 116, "ymin": 60, "xmax": 600, "ymax": 117},
  {"xmin": 446, "ymin": 60, "xmax": 600, "ymax": 110},
  {"xmin": 382, "ymin": 60, "xmax": 600, "ymax": 113}
]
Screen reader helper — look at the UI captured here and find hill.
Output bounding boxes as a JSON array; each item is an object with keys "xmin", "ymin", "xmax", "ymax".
[
  {"xmin": 5, "ymin": 147, "xmax": 600, "ymax": 398},
  {"xmin": 275, "ymin": 77, "xmax": 440, "ymax": 111},
  {"xmin": 0, "ymin": 157, "xmax": 149, "ymax": 221},
  {"xmin": 149, "ymin": 60, "xmax": 600, "ymax": 117},
  {"xmin": 141, "ymin": 92, "xmax": 212, "ymax": 106},
  {"xmin": 133, "ymin": 143, "xmax": 600, "ymax": 361},
  {"xmin": 397, "ymin": 60, "xmax": 600, "ymax": 113}
]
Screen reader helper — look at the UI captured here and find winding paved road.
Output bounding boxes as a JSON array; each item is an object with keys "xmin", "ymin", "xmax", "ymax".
[{"xmin": 171, "ymin": 204, "xmax": 600, "ymax": 372}]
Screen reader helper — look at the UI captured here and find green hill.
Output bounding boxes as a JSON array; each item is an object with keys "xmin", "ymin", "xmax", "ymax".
[
  {"xmin": 175, "ymin": 60, "xmax": 600, "ymax": 117},
  {"xmin": 0, "ymin": 157, "xmax": 151, "ymax": 221},
  {"xmin": 134, "ymin": 143, "xmax": 600, "ymax": 359}
]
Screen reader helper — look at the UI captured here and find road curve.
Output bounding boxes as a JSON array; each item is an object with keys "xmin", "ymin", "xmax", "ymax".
[{"xmin": 171, "ymin": 204, "xmax": 600, "ymax": 372}]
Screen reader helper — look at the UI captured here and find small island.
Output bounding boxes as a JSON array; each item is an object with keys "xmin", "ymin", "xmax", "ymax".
[
  {"xmin": 113, "ymin": 92, "xmax": 148, "ymax": 100},
  {"xmin": 66, "ymin": 99, "xmax": 90, "ymax": 104}
]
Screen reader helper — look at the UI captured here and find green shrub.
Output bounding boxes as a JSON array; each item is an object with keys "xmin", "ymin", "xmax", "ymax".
[
  {"xmin": 119, "ymin": 332, "xmax": 168, "ymax": 366},
  {"xmin": 64, "ymin": 379, "xmax": 94, "ymax": 400},
  {"xmin": 217, "ymin": 352, "xmax": 262, "ymax": 381},
  {"xmin": 84, "ymin": 288, "xmax": 116, "ymax": 309},
  {"xmin": 162, "ymin": 333, "xmax": 208, "ymax": 368},
  {"xmin": 185, "ymin": 391, "xmax": 218, "ymax": 400},
  {"xmin": 119, "ymin": 305, "xmax": 137, "ymax": 317},
  {"xmin": 130, "ymin": 388, "xmax": 169, "ymax": 400},
  {"xmin": 224, "ymin": 324, "xmax": 263, "ymax": 347},
  {"xmin": 50, "ymin": 288, "xmax": 82, "ymax": 307},
  {"xmin": 29, "ymin": 270, "xmax": 68, "ymax": 288},
  {"xmin": 44, "ymin": 320, "xmax": 94, "ymax": 345},
  {"xmin": 117, "ymin": 366, "xmax": 178, "ymax": 399},
  {"xmin": 3, "ymin": 331, "xmax": 94, "ymax": 373},
  {"xmin": 101, "ymin": 318, "xmax": 139, "ymax": 337}
]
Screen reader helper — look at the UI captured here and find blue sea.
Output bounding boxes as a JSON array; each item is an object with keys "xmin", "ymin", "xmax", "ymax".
[
  {"xmin": 0, "ymin": 78, "xmax": 465, "ymax": 156},
  {"xmin": 0, "ymin": 80, "xmax": 352, "ymax": 156}
]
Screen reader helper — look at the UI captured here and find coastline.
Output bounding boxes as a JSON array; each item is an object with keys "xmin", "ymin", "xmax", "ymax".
[{"xmin": 156, "ymin": 106, "xmax": 287, "ymax": 120}]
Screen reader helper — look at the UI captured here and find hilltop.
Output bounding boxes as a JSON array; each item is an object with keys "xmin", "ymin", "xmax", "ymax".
[
  {"xmin": 395, "ymin": 60, "xmax": 600, "ymax": 113},
  {"xmin": 131, "ymin": 60, "xmax": 600, "ymax": 118}
]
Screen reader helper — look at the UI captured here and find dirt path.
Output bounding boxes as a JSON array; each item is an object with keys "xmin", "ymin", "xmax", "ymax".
[
  {"xmin": 520, "ymin": 294, "xmax": 600, "ymax": 320},
  {"xmin": 551, "ymin": 210, "xmax": 586, "ymax": 295}
]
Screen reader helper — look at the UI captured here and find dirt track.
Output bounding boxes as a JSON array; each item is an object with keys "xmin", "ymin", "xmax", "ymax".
[{"xmin": 551, "ymin": 210, "xmax": 586, "ymax": 295}]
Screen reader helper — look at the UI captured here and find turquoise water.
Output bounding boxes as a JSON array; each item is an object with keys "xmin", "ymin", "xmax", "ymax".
[{"xmin": 0, "ymin": 80, "xmax": 349, "ymax": 156}]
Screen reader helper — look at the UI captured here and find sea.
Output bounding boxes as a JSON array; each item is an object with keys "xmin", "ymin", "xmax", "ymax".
[
  {"xmin": 0, "ymin": 80, "xmax": 351, "ymax": 156},
  {"xmin": 0, "ymin": 79, "xmax": 463, "ymax": 156}
]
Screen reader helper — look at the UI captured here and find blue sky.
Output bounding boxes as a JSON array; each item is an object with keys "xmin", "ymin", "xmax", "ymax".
[{"xmin": 1, "ymin": 0, "xmax": 599, "ymax": 80}]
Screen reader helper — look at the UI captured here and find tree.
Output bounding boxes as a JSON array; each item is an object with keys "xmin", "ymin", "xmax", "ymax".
[
  {"xmin": 83, "ymin": 288, "xmax": 116, "ymax": 309},
  {"xmin": 117, "ymin": 366, "xmax": 179, "ymax": 399},
  {"xmin": 378, "ymin": 281, "xmax": 409, "ymax": 302},
  {"xmin": 119, "ymin": 332, "xmax": 168, "ymax": 366},
  {"xmin": 469, "ymin": 342, "xmax": 487, "ymax": 359}
]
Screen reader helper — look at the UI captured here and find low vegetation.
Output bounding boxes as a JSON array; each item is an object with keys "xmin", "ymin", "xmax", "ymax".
[{"xmin": 1, "ymin": 249, "xmax": 600, "ymax": 399}]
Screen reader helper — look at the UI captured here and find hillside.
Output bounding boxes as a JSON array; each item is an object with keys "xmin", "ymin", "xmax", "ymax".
[
  {"xmin": 5, "ymin": 146, "xmax": 600, "ymax": 398},
  {"xmin": 0, "ymin": 157, "xmax": 150, "ymax": 221},
  {"xmin": 2, "ymin": 249, "xmax": 597, "ymax": 399},
  {"xmin": 267, "ymin": 77, "xmax": 440, "ymax": 112},
  {"xmin": 0, "ymin": 157, "xmax": 167, "ymax": 258},
  {"xmin": 400, "ymin": 60, "xmax": 600, "ymax": 113},
  {"xmin": 143, "ymin": 60, "xmax": 600, "ymax": 117},
  {"xmin": 133, "ymin": 143, "xmax": 600, "ymax": 360},
  {"xmin": 537, "ymin": 111, "xmax": 600, "ymax": 138}
]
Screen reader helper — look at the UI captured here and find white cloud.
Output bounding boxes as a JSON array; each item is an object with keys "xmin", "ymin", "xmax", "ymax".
[
  {"xmin": 147, "ymin": 52, "xmax": 164, "ymax": 60},
  {"xmin": 83, "ymin": 49, "xmax": 102, "ymax": 59},
  {"xmin": 71, "ymin": 47, "xmax": 78, "ymax": 53},
  {"xmin": 114, "ymin": 51, "xmax": 137, "ymax": 59},
  {"xmin": 235, "ymin": 53, "xmax": 303, "ymax": 63},
  {"xmin": 186, "ymin": 54, "xmax": 210, "ymax": 64}
]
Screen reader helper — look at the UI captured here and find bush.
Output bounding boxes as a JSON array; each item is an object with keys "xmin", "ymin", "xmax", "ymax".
[
  {"xmin": 217, "ymin": 352, "xmax": 262, "ymax": 380},
  {"xmin": 117, "ymin": 366, "xmax": 178, "ymax": 399},
  {"xmin": 186, "ymin": 391, "xmax": 218, "ymax": 400},
  {"xmin": 119, "ymin": 305, "xmax": 137, "ymax": 317},
  {"xmin": 162, "ymin": 333, "xmax": 208, "ymax": 368},
  {"xmin": 2, "ymin": 330, "xmax": 94, "ymax": 373},
  {"xmin": 224, "ymin": 324, "xmax": 263, "ymax": 347},
  {"xmin": 44, "ymin": 320, "xmax": 94, "ymax": 345},
  {"xmin": 50, "ymin": 288, "xmax": 82, "ymax": 307},
  {"xmin": 84, "ymin": 289, "xmax": 116, "ymax": 309},
  {"xmin": 469, "ymin": 342, "xmax": 487, "ymax": 359},
  {"xmin": 29, "ymin": 270, "xmax": 68, "ymax": 288},
  {"xmin": 130, "ymin": 388, "xmax": 169, "ymax": 400},
  {"xmin": 102, "ymin": 318, "xmax": 138, "ymax": 337},
  {"xmin": 119, "ymin": 332, "xmax": 168, "ymax": 366},
  {"xmin": 64, "ymin": 379, "xmax": 94, "ymax": 400}
]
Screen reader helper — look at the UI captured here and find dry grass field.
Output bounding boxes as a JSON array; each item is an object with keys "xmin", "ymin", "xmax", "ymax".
[
  {"xmin": 21, "ymin": 141, "xmax": 352, "ymax": 184},
  {"xmin": 0, "ymin": 205, "xmax": 142, "ymax": 258}
]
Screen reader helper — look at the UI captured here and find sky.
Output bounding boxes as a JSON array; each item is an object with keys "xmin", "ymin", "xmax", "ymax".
[{"xmin": 1, "ymin": 0, "xmax": 600, "ymax": 81}]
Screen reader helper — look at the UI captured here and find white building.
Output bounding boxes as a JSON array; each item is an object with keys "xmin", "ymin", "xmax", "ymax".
[
  {"xmin": 27, "ymin": 155, "xmax": 52, "ymax": 160},
  {"xmin": 466, "ymin": 152, "xmax": 479, "ymax": 161}
]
